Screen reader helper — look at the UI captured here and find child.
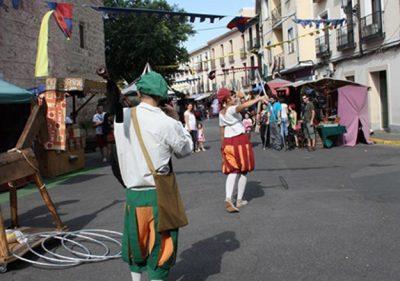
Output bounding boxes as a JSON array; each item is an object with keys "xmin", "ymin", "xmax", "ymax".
[
  {"xmin": 242, "ymin": 112, "xmax": 253, "ymax": 136},
  {"xmin": 197, "ymin": 122, "xmax": 206, "ymax": 151}
]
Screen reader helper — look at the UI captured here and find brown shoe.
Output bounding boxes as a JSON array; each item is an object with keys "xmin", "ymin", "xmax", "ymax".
[{"xmin": 225, "ymin": 199, "xmax": 239, "ymax": 213}]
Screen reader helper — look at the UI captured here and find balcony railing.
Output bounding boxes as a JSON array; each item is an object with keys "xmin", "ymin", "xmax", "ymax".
[
  {"xmin": 271, "ymin": 5, "xmax": 282, "ymax": 26},
  {"xmin": 315, "ymin": 34, "xmax": 331, "ymax": 58},
  {"xmin": 240, "ymin": 48, "xmax": 247, "ymax": 60},
  {"xmin": 336, "ymin": 25, "xmax": 356, "ymax": 51},
  {"xmin": 203, "ymin": 62, "xmax": 209, "ymax": 72},
  {"xmin": 219, "ymin": 57, "xmax": 225, "ymax": 67},
  {"xmin": 361, "ymin": 10, "xmax": 384, "ymax": 41},
  {"xmin": 196, "ymin": 64, "xmax": 203, "ymax": 72}
]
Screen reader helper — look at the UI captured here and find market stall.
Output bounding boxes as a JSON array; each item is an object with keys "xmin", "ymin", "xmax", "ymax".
[
  {"xmin": 35, "ymin": 77, "xmax": 106, "ymax": 177},
  {"xmin": 282, "ymin": 78, "xmax": 371, "ymax": 147}
]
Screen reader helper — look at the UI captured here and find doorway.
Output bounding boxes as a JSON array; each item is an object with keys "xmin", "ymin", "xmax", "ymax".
[{"xmin": 379, "ymin": 70, "xmax": 389, "ymax": 130}]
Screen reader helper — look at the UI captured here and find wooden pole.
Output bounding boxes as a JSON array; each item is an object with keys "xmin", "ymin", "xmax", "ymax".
[
  {"xmin": 0, "ymin": 206, "xmax": 10, "ymax": 261},
  {"xmin": 32, "ymin": 173, "xmax": 65, "ymax": 230},
  {"xmin": 9, "ymin": 184, "xmax": 18, "ymax": 228}
]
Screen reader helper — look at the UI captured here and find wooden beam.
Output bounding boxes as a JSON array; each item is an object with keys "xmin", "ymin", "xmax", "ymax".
[{"xmin": 15, "ymin": 104, "xmax": 47, "ymax": 150}]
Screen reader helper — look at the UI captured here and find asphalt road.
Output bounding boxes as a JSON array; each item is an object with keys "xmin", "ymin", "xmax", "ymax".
[{"xmin": 1, "ymin": 117, "xmax": 400, "ymax": 281}]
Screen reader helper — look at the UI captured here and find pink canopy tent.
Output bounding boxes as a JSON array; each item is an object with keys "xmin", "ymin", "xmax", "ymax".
[
  {"xmin": 266, "ymin": 78, "xmax": 291, "ymax": 96},
  {"xmin": 338, "ymin": 85, "xmax": 373, "ymax": 146}
]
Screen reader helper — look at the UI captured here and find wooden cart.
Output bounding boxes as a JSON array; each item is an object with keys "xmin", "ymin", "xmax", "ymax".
[{"xmin": 0, "ymin": 104, "xmax": 65, "ymax": 272}]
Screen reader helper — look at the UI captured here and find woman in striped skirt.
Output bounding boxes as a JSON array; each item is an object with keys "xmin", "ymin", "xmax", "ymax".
[{"xmin": 218, "ymin": 88, "xmax": 267, "ymax": 213}]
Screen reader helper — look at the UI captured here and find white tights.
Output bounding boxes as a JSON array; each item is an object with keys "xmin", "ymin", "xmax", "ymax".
[
  {"xmin": 225, "ymin": 173, "xmax": 247, "ymax": 201},
  {"xmin": 131, "ymin": 272, "xmax": 162, "ymax": 281}
]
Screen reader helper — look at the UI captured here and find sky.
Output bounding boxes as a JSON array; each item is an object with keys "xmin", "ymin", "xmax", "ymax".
[{"xmin": 167, "ymin": 0, "xmax": 255, "ymax": 52}]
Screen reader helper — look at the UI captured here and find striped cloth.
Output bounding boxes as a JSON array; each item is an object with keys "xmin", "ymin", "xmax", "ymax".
[{"xmin": 222, "ymin": 134, "xmax": 255, "ymax": 174}]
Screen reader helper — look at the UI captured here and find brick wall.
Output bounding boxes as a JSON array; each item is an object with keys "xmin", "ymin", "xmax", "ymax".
[{"xmin": 0, "ymin": 0, "xmax": 106, "ymax": 125}]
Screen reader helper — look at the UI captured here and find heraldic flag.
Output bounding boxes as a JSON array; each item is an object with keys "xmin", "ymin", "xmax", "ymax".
[{"xmin": 35, "ymin": 3, "xmax": 73, "ymax": 77}]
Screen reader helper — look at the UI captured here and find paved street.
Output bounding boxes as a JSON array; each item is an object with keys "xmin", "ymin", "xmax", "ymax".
[{"xmin": 1, "ymin": 117, "xmax": 400, "ymax": 281}]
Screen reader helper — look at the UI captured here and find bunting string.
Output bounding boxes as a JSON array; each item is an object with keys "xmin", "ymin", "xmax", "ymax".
[
  {"xmin": 90, "ymin": 6, "xmax": 225, "ymax": 23},
  {"xmin": 293, "ymin": 18, "xmax": 346, "ymax": 29}
]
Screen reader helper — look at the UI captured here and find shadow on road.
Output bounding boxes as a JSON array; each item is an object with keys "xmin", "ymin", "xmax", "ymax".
[
  {"xmin": 170, "ymin": 231, "xmax": 240, "ymax": 281},
  {"xmin": 244, "ymin": 181, "xmax": 284, "ymax": 202}
]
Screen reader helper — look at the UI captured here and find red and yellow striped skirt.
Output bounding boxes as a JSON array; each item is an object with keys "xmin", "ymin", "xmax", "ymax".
[{"xmin": 222, "ymin": 134, "xmax": 255, "ymax": 174}]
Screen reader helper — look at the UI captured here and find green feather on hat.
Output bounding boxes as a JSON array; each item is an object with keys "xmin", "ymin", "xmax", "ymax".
[{"xmin": 136, "ymin": 71, "xmax": 168, "ymax": 98}]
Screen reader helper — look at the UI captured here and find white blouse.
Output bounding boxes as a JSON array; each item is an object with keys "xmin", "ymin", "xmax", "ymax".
[{"xmin": 219, "ymin": 105, "xmax": 245, "ymax": 138}]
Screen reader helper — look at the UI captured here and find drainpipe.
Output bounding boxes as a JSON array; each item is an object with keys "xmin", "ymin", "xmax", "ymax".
[{"xmin": 356, "ymin": 0, "xmax": 363, "ymax": 56}]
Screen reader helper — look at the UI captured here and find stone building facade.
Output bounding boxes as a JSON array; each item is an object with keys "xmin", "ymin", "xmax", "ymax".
[{"xmin": 0, "ymin": 0, "xmax": 106, "ymax": 123}]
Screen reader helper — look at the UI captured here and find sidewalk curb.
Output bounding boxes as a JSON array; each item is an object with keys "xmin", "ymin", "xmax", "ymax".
[{"xmin": 369, "ymin": 137, "xmax": 400, "ymax": 145}]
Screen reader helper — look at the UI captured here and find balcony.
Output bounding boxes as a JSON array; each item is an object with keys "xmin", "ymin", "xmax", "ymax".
[
  {"xmin": 203, "ymin": 63, "xmax": 209, "ymax": 72},
  {"xmin": 240, "ymin": 48, "xmax": 247, "ymax": 60},
  {"xmin": 228, "ymin": 55, "xmax": 235, "ymax": 64},
  {"xmin": 196, "ymin": 64, "xmax": 203, "ymax": 72},
  {"xmin": 361, "ymin": 10, "xmax": 384, "ymax": 42},
  {"xmin": 336, "ymin": 25, "xmax": 356, "ymax": 51},
  {"xmin": 315, "ymin": 34, "xmax": 331, "ymax": 58},
  {"xmin": 271, "ymin": 5, "xmax": 282, "ymax": 26},
  {"xmin": 219, "ymin": 57, "xmax": 225, "ymax": 67}
]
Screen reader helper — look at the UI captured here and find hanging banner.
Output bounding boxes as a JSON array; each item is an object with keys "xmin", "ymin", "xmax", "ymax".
[
  {"xmin": 35, "ymin": 10, "xmax": 54, "ymax": 77},
  {"xmin": 44, "ymin": 90, "xmax": 66, "ymax": 151}
]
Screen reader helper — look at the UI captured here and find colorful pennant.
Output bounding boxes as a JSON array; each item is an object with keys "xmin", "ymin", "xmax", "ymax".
[
  {"xmin": 48, "ymin": 2, "xmax": 73, "ymax": 39},
  {"xmin": 293, "ymin": 18, "xmax": 346, "ymax": 29},
  {"xmin": 227, "ymin": 16, "xmax": 252, "ymax": 33}
]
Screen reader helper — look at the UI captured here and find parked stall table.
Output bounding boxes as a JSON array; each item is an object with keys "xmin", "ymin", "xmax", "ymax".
[{"xmin": 318, "ymin": 124, "xmax": 347, "ymax": 148}]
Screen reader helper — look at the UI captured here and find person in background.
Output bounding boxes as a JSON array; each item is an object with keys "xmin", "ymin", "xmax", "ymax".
[
  {"xmin": 92, "ymin": 104, "xmax": 107, "ymax": 162},
  {"xmin": 197, "ymin": 122, "xmax": 206, "ymax": 151},
  {"xmin": 302, "ymin": 94, "xmax": 316, "ymax": 151},
  {"xmin": 258, "ymin": 103, "xmax": 268, "ymax": 149},
  {"xmin": 184, "ymin": 103, "xmax": 198, "ymax": 152},
  {"xmin": 218, "ymin": 88, "xmax": 268, "ymax": 213},
  {"xmin": 242, "ymin": 112, "xmax": 254, "ymax": 138},
  {"xmin": 280, "ymin": 98, "xmax": 289, "ymax": 150},
  {"xmin": 267, "ymin": 96, "xmax": 282, "ymax": 150},
  {"xmin": 102, "ymin": 112, "xmax": 115, "ymax": 160},
  {"xmin": 288, "ymin": 103, "xmax": 299, "ymax": 149}
]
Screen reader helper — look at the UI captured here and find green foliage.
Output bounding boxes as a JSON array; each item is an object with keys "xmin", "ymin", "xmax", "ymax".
[{"xmin": 103, "ymin": 0, "xmax": 195, "ymax": 83}]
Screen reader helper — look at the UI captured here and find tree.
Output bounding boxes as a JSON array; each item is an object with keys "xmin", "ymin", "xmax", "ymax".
[{"xmin": 103, "ymin": 0, "xmax": 195, "ymax": 83}]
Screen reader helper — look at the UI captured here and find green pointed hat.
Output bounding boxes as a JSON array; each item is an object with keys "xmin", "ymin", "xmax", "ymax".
[{"xmin": 136, "ymin": 71, "xmax": 168, "ymax": 98}]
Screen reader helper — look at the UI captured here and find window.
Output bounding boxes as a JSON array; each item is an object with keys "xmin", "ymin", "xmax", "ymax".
[
  {"xmin": 288, "ymin": 28, "xmax": 295, "ymax": 53},
  {"xmin": 79, "ymin": 22, "xmax": 85, "ymax": 49},
  {"xmin": 345, "ymin": 75, "xmax": 355, "ymax": 82}
]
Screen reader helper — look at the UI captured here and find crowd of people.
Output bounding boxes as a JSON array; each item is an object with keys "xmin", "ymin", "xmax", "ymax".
[{"xmin": 230, "ymin": 92, "xmax": 317, "ymax": 152}]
